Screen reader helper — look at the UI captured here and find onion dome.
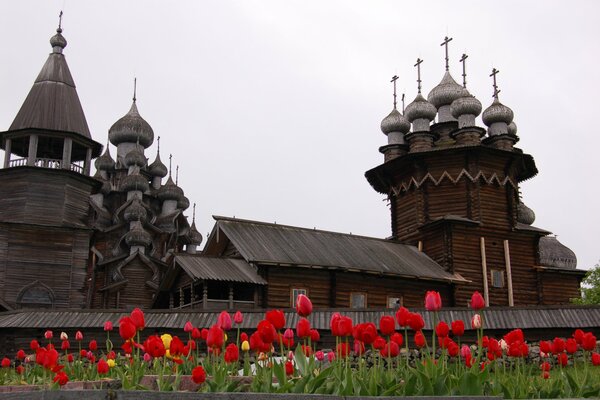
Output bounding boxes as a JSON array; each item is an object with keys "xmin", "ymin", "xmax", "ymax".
[
  {"xmin": 108, "ymin": 102, "xmax": 154, "ymax": 148},
  {"xmin": 157, "ymin": 176, "xmax": 184, "ymax": 202},
  {"xmin": 517, "ymin": 202, "xmax": 535, "ymax": 225},
  {"xmin": 124, "ymin": 146, "xmax": 146, "ymax": 168},
  {"xmin": 188, "ymin": 222, "xmax": 203, "ymax": 245},
  {"xmin": 119, "ymin": 173, "xmax": 149, "ymax": 193},
  {"xmin": 405, "ymin": 94, "xmax": 437, "ymax": 123},
  {"xmin": 451, "ymin": 89, "xmax": 482, "ymax": 118},
  {"xmin": 124, "ymin": 198, "xmax": 147, "ymax": 223},
  {"xmin": 94, "ymin": 145, "xmax": 115, "ymax": 171},
  {"xmin": 482, "ymin": 98, "xmax": 514, "ymax": 126},
  {"xmin": 125, "ymin": 224, "xmax": 153, "ymax": 248},
  {"xmin": 381, "ymin": 109, "xmax": 410, "ymax": 135},
  {"xmin": 50, "ymin": 28, "xmax": 67, "ymax": 53},
  {"xmin": 178, "ymin": 195, "xmax": 190, "ymax": 210},
  {"xmin": 508, "ymin": 121, "xmax": 518, "ymax": 136},
  {"xmin": 539, "ymin": 236, "xmax": 577, "ymax": 270},
  {"xmin": 148, "ymin": 152, "xmax": 168, "ymax": 178},
  {"xmin": 427, "ymin": 71, "xmax": 464, "ymax": 122},
  {"xmin": 93, "ymin": 170, "xmax": 112, "ymax": 195}
]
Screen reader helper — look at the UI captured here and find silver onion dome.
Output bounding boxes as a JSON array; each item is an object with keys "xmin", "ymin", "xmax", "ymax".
[
  {"xmin": 119, "ymin": 174, "xmax": 149, "ymax": 193},
  {"xmin": 94, "ymin": 146, "xmax": 115, "ymax": 171},
  {"xmin": 380, "ymin": 109, "xmax": 410, "ymax": 135},
  {"xmin": 508, "ymin": 121, "xmax": 518, "ymax": 136},
  {"xmin": 517, "ymin": 202, "xmax": 535, "ymax": 225},
  {"xmin": 157, "ymin": 176, "xmax": 184, "ymax": 202},
  {"xmin": 427, "ymin": 71, "xmax": 464, "ymax": 109},
  {"xmin": 125, "ymin": 224, "xmax": 153, "ymax": 248},
  {"xmin": 405, "ymin": 94, "xmax": 437, "ymax": 123},
  {"xmin": 50, "ymin": 28, "xmax": 67, "ymax": 52},
  {"xmin": 539, "ymin": 236, "xmax": 577, "ymax": 270},
  {"xmin": 451, "ymin": 89, "xmax": 482, "ymax": 119},
  {"xmin": 109, "ymin": 102, "xmax": 154, "ymax": 148},
  {"xmin": 189, "ymin": 222, "xmax": 203, "ymax": 245},
  {"xmin": 148, "ymin": 153, "xmax": 168, "ymax": 178},
  {"xmin": 124, "ymin": 198, "xmax": 148, "ymax": 223},
  {"xmin": 124, "ymin": 146, "xmax": 147, "ymax": 168},
  {"xmin": 178, "ymin": 195, "xmax": 190, "ymax": 211},
  {"xmin": 482, "ymin": 98, "xmax": 514, "ymax": 126}
]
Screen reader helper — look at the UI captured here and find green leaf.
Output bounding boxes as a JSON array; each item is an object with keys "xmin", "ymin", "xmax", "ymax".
[{"xmin": 294, "ymin": 345, "xmax": 308, "ymax": 376}]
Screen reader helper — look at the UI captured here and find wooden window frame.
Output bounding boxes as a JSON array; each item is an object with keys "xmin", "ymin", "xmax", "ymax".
[
  {"xmin": 490, "ymin": 269, "xmax": 505, "ymax": 288},
  {"xmin": 290, "ymin": 287, "xmax": 308, "ymax": 308},
  {"xmin": 386, "ymin": 295, "xmax": 403, "ymax": 309},
  {"xmin": 350, "ymin": 292, "xmax": 367, "ymax": 309}
]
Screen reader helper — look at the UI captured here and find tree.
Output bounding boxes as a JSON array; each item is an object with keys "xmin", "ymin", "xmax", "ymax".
[{"xmin": 572, "ymin": 261, "xmax": 600, "ymax": 305}]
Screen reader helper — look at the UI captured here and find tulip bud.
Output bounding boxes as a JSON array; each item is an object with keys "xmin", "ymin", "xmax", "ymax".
[
  {"xmin": 241, "ymin": 340, "xmax": 250, "ymax": 351},
  {"xmin": 103, "ymin": 321, "xmax": 113, "ymax": 331},
  {"xmin": 471, "ymin": 314, "xmax": 482, "ymax": 329},
  {"xmin": 470, "ymin": 291, "xmax": 485, "ymax": 310},
  {"xmin": 107, "ymin": 359, "xmax": 116, "ymax": 368},
  {"xmin": 461, "ymin": 344, "xmax": 471, "ymax": 359},
  {"xmin": 288, "ymin": 350, "xmax": 294, "ymax": 360},
  {"xmin": 296, "ymin": 294, "xmax": 313, "ymax": 317},
  {"xmin": 184, "ymin": 321, "xmax": 194, "ymax": 333},
  {"xmin": 60, "ymin": 332, "xmax": 68, "ymax": 341},
  {"xmin": 234, "ymin": 311, "xmax": 243, "ymax": 324},
  {"xmin": 424, "ymin": 291, "xmax": 442, "ymax": 311},
  {"xmin": 143, "ymin": 352, "xmax": 152, "ymax": 362},
  {"xmin": 315, "ymin": 350, "xmax": 324, "ymax": 361},
  {"xmin": 327, "ymin": 351, "xmax": 335, "ymax": 362},
  {"xmin": 75, "ymin": 331, "xmax": 83, "ymax": 341},
  {"xmin": 44, "ymin": 330, "xmax": 53, "ymax": 339}
]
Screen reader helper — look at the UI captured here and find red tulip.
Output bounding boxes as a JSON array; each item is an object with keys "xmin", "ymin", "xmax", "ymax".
[
  {"xmin": 379, "ymin": 315, "xmax": 396, "ymax": 336},
  {"xmin": 540, "ymin": 361, "xmax": 551, "ymax": 372},
  {"xmin": 191, "ymin": 328, "xmax": 202, "ymax": 340},
  {"xmin": 257, "ymin": 320, "xmax": 277, "ymax": 344},
  {"xmin": 97, "ymin": 358, "xmax": 109, "ymax": 375},
  {"xmin": 309, "ymin": 329, "xmax": 320, "ymax": 343},
  {"xmin": 61, "ymin": 340, "xmax": 70, "ymax": 351},
  {"xmin": 240, "ymin": 332, "xmax": 249, "ymax": 342},
  {"xmin": 285, "ymin": 360, "xmax": 294, "ymax": 375},
  {"xmin": 447, "ymin": 340, "xmax": 459, "ymax": 357},
  {"xmin": 381, "ymin": 341, "xmax": 400, "ymax": 357},
  {"xmin": 265, "ymin": 310, "xmax": 285, "ymax": 330},
  {"xmin": 234, "ymin": 311, "xmax": 243, "ymax": 324},
  {"xmin": 353, "ymin": 339, "xmax": 365, "ymax": 355},
  {"xmin": 395, "ymin": 307, "xmax": 411, "ymax": 327},
  {"xmin": 557, "ymin": 352, "xmax": 568, "ymax": 366},
  {"xmin": 409, "ymin": 313, "xmax": 425, "ymax": 331},
  {"xmin": 335, "ymin": 342, "xmax": 350, "ymax": 358},
  {"xmin": 44, "ymin": 330, "xmax": 53, "ymax": 340},
  {"xmin": 103, "ymin": 321, "xmax": 113, "ymax": 332},
  {"xmin": 540, "ymin": 340, "xmax": 552, "ymax": 355},
  {"xmin": 1, "ymin": 358, "xmax": 10, "ymax": 368},
  {"xmin": 573, "ymin": 329, "xmax": 585, "ymax": 344},
  {"xmin": 424, "ymin": 291, "xmax": 442, "ymax": 311},
  {"xmin": 30, "ymin": 340, "xmax": 40, "ymax": 350},
  {"xmin": 280, "ymin": 332, "xmax": 294, "ymax": 348},
  {"xmin": 206, "ymin": 325, "xmax": 225, "ymax": 349},
  {"xmin": 435, "ymin": 321, "xmax": 449, "ymax": 338},
  {"xmin": 217, "ymin": 311, "xmax": 232, "ymax": 331},
  {"xmin": 75, "ymin": 331, "xmax": 83, "ymax": 341},
  {"xmin": 296, "ymin": 294, "xmax": 313, "ymax": 317},
  {"xmin": 89, "ymin": 340, "xmax": 98, "ymax": 351},
  {"xmin": 224, "ymin": 343, "xmax": 239, "ymax": 363},
  {"xmin": 296, "ymin": 318, "xmax": 311, "ymax": 339},
  {"xmin": 414, "ymin": 331, "xmax": 426, "ymax": 348},
  {"xmin": 552, "ymin": 337, "xmax": 565, "ymax": 354},
  {"xmin": 170, "ymin": 336, "xmax": 186, "ymax": 357},
  {"xmin": 130, "ymin": 308, "xmax": 145, "ymax": 331},
  {"xmin": 451, "ymin": 320, "xmax": 464, "ymax": 337},
  {"xmin": 184, "ymin": 321, "xmax": 194, "ymax": 333},
  {"xmin": 143, "ymin": 335, "xmax": 166, "ymax": 358},
  {"xmin": 249, "ymin": 332, "xmax": 271, "ymax": 353},
  {"xmin": 53, "ymin": 371, "xmax": 69, "ymax": 386},
  {"xmin": 331, "ymin": 314, "xmax": 353, "ymax": 337},
  {"xmin": 192, "ymin": 365, "xmax": 206, "ymax": 384},
  {"xmin": 566, "ymin": 338, "xmax": 578, "ymax": 354},
  {"xmin": 582, "ymin": 332, "xmax": 597, "ymax": 351},
  {"xmin": 373, "ymin": 336, "xmax": 386, "ymax": 350},
  {"xmin": 391, "ymin": 332, "xmax": 404, "ymax": 347},
  {"xmin": 592, "ymin": 352, "xmax": 600, "ymax": 366},
  {"xmin": 470, "ymin": 291, "xmax": 485, "ymax": 310},
  {"xmin": 16, "ymin": 349, "xmax": 25, "ymax": 360},
  {"xmin": 15, "ymin": 365, "xmax": 24, "ymax": 375},
  {"xmin": 119, "ymin": 317, "xmax": 137, "ymax": 341}
]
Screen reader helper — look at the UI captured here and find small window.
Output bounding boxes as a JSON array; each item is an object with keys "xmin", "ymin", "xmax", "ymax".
[
  {"xmin": 387, "ymin": 296, "xmax": 403, "ymax": 309},
  {"xmin": 291, "ymin": 288, "xmax": 307, "ymax": 307},
  {"xmin": 350, "ymin": 292, "xmax": 367, "ymax": 309},
  {"xmin": 490, "ymin": 269, "xmax": 504, "ymax": 288}
]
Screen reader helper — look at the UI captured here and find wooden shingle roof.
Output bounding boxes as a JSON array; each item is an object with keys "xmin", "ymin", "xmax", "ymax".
[{"xmin": 175, "ymin": 256, "xmax": 267, "ymax": 285}]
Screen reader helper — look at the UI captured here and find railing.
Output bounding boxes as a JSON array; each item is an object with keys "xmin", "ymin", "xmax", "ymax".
[
  {"xmin": 8, "ymin": 158, "xmax": 83, "ymax": 173},
  {"xmin": 173, "ymin": 299, "xmax": 256, "ymax": 310}
]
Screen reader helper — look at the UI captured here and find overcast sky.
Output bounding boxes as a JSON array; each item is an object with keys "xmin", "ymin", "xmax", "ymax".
[{"xmin": 1, "ymin": 1, "xmax": 598, "ymax": 271}]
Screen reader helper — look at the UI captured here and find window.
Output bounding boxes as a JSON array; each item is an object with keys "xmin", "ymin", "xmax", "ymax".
[
  {"xmin": 350, "ymin": 292, "xmax": 367, "ymax": 309},
  {"xmin": 291, "ymin": 288, "xmax": 307, "ymax": 307},
  {"xmin": 490, "ymin": 269, "xmax": 504, "ymax": 288},
  {"xmin": 387, "ymin": 296, "xmax": 403, "ymax": 309}
]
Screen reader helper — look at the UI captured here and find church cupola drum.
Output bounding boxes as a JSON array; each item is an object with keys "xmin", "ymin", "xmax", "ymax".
[{"xmin": 365, "ymin": 37, "xmax": 585, "ymax": 307}]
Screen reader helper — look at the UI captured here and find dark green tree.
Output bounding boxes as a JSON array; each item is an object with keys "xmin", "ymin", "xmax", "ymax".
[{"xmin": 572, "ymin": 261, "xmax": 600, "ymax": 305}]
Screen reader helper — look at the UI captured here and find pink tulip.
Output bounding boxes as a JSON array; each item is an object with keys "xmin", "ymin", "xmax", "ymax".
[
  {"xmin": 234, "ymin": 311, "xmax": 243, "ymax": 324},
  {"xmin": 471, "ymin": 314, "xmax": 482, "ymax": 329},
  {"xmin": 461, "ymin": 344, "xmax": 471, "ymax": 359},
  {"xmin": 315, "ymin": 350, "xmax": 324, "ymax": 361},
  {"xmin": 75, "ymin": 331, "xmax": 83, "ymax": 341},
  {"xmin": 103, "ymin": 321, "xmax": 113, "ymax": 331},
  {"xmin": 327, "ymin": 351, "xmax": 335, "ymax": 362},
  {"xmin": 424, "ymin": 291, "xmax": 442, "ymax": 311},
  {"xmin": 217, "ymin": 311, "xmax": 232, "ymax": 331},
  {"xmin": 283, "ymin": 328, "xmax": 294, "ymax": 340},
  {"xmin": 44, "ymin": 330, "xmax": 53, "ymax": 340},
  {"xmin": 184, "ymin": 321, "xmax": 194, "ymax": 333}
]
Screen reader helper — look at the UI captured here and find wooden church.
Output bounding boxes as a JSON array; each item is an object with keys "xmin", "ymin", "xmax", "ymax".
[{"xmin": 0, "ymin": 24, "xmax": 584, "ymax": 313}]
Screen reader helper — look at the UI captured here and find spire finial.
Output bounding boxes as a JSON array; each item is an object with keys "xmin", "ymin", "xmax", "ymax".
[
  {"xmin": 133, "ymin": 78, "xmax": 137, "ymax": 103},
  {"xmin": 441, "ymin": 36, "xmax": 453, "ymax": 71},
  {"xmin": 490, "ymin": 68, "xmax": 500, "ymax": 100},
  {"xmin": 157, "ymin": 136, "xmax": 161, "ymax": 154},
  {"xmin": 401, "ymin": 93, "xmax": 405, "ymax": 113},
  {"xmin": 176, "ymin": 165, "xmax": 179, "ymax": 185},
  {"xmin": 390, "ymin": 75, "xmax": 399, "ymax": 110},
  {"xmin": 192, "ymin": 203, "xmax": 196, "ymax": 224},
  {"xmin": 58, "ymin": 10, "xmax": 63, "ymax": 32},
  {"xmin": 414, "ymin": 58, "xmax": 423, "ymax": 94},
  {"xmin": 168, "ymin": 153, "xmax": 172, "ymax": 178},
  {"xmin": 460, "ymin": 53, "xmax": 468, "ymax": 88}
]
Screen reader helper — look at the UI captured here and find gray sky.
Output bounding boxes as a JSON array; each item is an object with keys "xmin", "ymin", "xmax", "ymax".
[{"xmin": 1, "ymin": 1, "xmax": 598, "ymax": 271}]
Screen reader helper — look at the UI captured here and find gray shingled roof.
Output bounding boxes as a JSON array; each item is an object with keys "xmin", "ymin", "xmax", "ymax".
[
  {"xmin": 0, "ymin": 306, "xmax": 598, "ymax": 331},
  {"xmin": 9, "ymin": 42, "xmax": 91, "ymax": 139},
  {"xmin": 210, "ymin": 216, "xmax": 465, "ymax": 283},
  {"xmin": 175, "ymin": 256, "xmax": 267, "ymax": 285}
]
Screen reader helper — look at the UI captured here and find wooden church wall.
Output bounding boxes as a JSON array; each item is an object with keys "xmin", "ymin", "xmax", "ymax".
[
  {"xmin": 540, "ymin": 273, "xmax": 582, "ymax": 305},
  {"xmin": 265, "ymin": 267, "xmax": 331, "ymax": 309}
]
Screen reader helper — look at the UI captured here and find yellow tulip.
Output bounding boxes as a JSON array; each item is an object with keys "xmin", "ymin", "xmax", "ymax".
[
  {"xmin": 161, "ymin": 333, "xmax": 173, "ymax": 349},
  {"xmin": 241, "ymin": 340, "xmax": 250, "ymax": 351},
  {"xmin": 107, "ymin": 359, "xmax": 115, "ymax": 368}
]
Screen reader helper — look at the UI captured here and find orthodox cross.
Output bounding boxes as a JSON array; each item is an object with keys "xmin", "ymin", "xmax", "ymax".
[
  {"xmin": 157, "ymin": 136, "xmax": 161, "ymax": 153},
  {"xmin": 490, "ymin": 68, "xmax": 500, "ymax": 99},
  {"xmin": 414, "ymin": 58, "xmax": 423, "ymax": 94},
  {"xmin": 390, "ymin": 75, "xmax": 399, "ymax": 109},
  {"xmin": 133, "ymin": 78, "xmax": 137, "ymax": 102},
  {"xmin": 168, "ymin": 153, "xmax": 172, "ymax": 177},
  {"xmin": 460, "ymin": 53, "xmax": 468, "ymax": 88},
  {"xmin": 176, "ymin": 165, "xmax": 179, "ymax": 185},
  {"xmin": 401, "ymin": 93, "xmax": 405, "ymax": 113},
  {"xmin": 58, "ymin": 11, "xmax": 63, "ymax": 31},
  {"xmin": 192, "ymin": 203, "xmax": 196, "ymax": 224},
  {"xmin": 440, "ymin": 36, "xmax": 453, "ymax": 71}
]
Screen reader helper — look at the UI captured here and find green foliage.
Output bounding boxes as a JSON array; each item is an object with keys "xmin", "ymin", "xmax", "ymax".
[{"xmin": 573, "ymin": 261, "xmax": 600, "ymax": 305}]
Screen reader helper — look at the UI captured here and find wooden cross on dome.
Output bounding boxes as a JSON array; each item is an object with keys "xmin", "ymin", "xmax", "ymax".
[
  {"xmin": 390, "ymin": 75, "xmax": 399, "ymax": 109},
  {"xmin": 401, "ymin": 93, "xmax": 405, "ymax": 113},
  {"xmin": 440, "ymin": 36, "xmax": 453, "ymax": 71},
  {"xmin": 58, "ymin": 11, "xmax": 63, "ymax": 30},
  {"xmin": 133, "ymin": 78, "xmax": 137, "ymax": 103},
  {"xmin": 460, "ymin": 53, "xmax": 468, "ymax": 88},
  {"xmin": 414, "ymin": 58, "xmax": 423, "ymax": 94},
  {"xmin": 490, "ymin": 68, "xmax": 501, "ymax": 99}
]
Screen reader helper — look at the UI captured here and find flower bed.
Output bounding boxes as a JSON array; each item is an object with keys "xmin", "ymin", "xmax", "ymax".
[{"xmin": 0, "ymin": 292, "xmax": 599, "ymax": 398}]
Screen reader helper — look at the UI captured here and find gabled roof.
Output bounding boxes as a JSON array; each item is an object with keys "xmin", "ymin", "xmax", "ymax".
[
  {"xmin": 175, "ymin": 255, "xmax": 267, "ymax": 285},
  {"xmin": 205, "ymin": 216, "xmax": 466, "ymax": 283},
  {"xmin": 8, "ymin": 36, "xmax": 91, "ymax": 139}
]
